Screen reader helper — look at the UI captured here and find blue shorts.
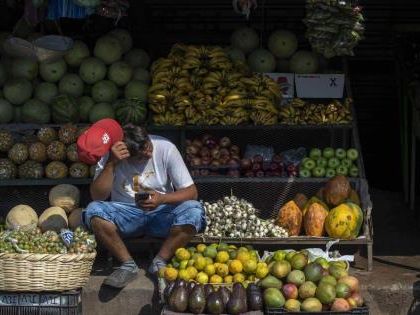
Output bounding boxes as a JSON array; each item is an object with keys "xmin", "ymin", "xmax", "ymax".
[{"xmin": 82, "ymin": 200, "xmax": 206, "ymax": 238}]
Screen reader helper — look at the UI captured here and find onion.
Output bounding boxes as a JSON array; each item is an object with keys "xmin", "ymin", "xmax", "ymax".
[
  {"xmin": 244, "ymin": 170, "xmax": 255, "ymax": 177},
  {"xmin": 205, "ymin": 138, "xmax": 217, "ymax": 149},
  {"xmin": 219, "ymin": 148, "xmax": 230, "ymax": 157},
  {"xmin": 200, "ymin": 169, "xmax": 210, "ymax": 176},
  {"xmin": 200, "ymin": 147, "xmax": 210, "ymax": 158},
  {"xmin": 190, "ymin": 157, "xmax": 202, "ymax": 167},
  {"xmin": 231, "ymin": 154, "xmax": 241, "ymax": 161},
  {"xmin": 230, "ymin": 145, "xmax": 240, "ymax": 155},
  {"xmin": 186, "ymin": 145, "xmax": 199, "ymax": 156},
  {"xmin": 253, "ymin": 155, "xmax": 263, "ymax": 163},
  {"xmin": 227, "ymin": 169, "xmax": 240, "ymax": 177},
  {"xmin": 219, "ymin": 137, "xmax": 231, "ymax": 148},
  {"xmin": 191, "ymin": 169, "xmax": 200, "ymax": 177},
  {"xmin": 255, "ymin": 170, "xmax": 265, "ymax": 178},
  {"xmin": 210, "ymin": 160, "xmax": 220, "ymax": 171},
  {"xmin": 240, "ymin": 158, "xmax": 252, "ymax": 170},
  {"xmin": 252, "ymin": 163, "xmax": 261, "ymax": 171},
  {"xmin": 211, "ymin": 148, "xmax": 220, "ymax": 159},
  {"xmin": 201, "ymin": 133, "xmax": 212, "ymax": 143},
  {"xmin": 201, "ymin": 156, "xmax": 211, "ymax": 165},
  {"xmin": 192, "ymin": 139, "xmax": 203, "ymax": 148},
  {"xmin": 228, "ymin": 159, "xmax": 240, "ymax": 169},
  {"xmin": 219, "ymin": 156, "xmax": 229, "ymax": 165}
]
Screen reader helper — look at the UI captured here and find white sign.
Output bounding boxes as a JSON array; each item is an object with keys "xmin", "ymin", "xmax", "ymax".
[
  {"xmin": 264, "ymin": 73, "xmax": 295, "ymax": 98},
  {"xmin": 0, "ymin": 293, "xmax": 65, "ymax": 306},
  {"xmin": 295, "ymin": 74, "xmax": 345, "ymax": 99}
]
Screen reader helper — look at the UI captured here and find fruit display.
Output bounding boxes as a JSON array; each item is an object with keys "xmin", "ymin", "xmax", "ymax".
[
  {"xmin": 261, "ymin": 249, "xmax": 364, "ymax": 312},
  {"xmin": 299, "ymin": 147, "xmax": 359, "ymax": 178},
  {"xmin": 149, "ymin": 43, "xmax": 281, "ymax": 126},
  {"xmin": 279, "ymin": 98, "xmax": 353, "ymax": 125},
  {"xmin": 0, "ymin": 126, "xmax": 94, "ymax": 179},
  {"xmin": 0, "ymin": 29, "xmax": 148, "ymax": 126},
  {"xmin": 304, "ymin": 0, "xmax": 365, "ymax": 58},
  {"xmin": 276, "ymin": 176, "xmax": 364, "ymax": 239},
  {"xmin": 203, "ymin": 196, "xmax": 288, "ymax": 238}
]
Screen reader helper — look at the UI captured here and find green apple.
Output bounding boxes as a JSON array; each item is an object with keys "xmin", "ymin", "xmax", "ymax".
[
  {"xmin": 317, "ymin": 157, "xmax": 328, "ymax": 168},
  {"xmin": 299, "ymin": 168, "xmax": 311, "ymax": 178},
  {"xmin": 313, "ymin": 166, "xmax": 326, "ymax": 177},
  {"xmin": 347, "ymin": 148, "xmax": 359, "ymax": 161},
  {"xmin": 341, "ymin": 158, "xmax": 353, "ymax": 168},
  {"xmin": 328, "ymin": 157, "xmax": 340, "ymax": 169},
  {"xmin": 335, "ymin": 148, "xmax": 347, "ymax": 160},
  {"xmin": 309, "ymin": 148, "xmax": 322, "ymax": 160},
  {"xmin": 323, "ymin": 147, "xmax": 335, "ymax": 159},
  {"xmin": 336, "ymin": 165, "xmax": 349, "ymax": 176},
  {"xmin": 349, "ymin": 165, "xmax": 359, "ymax": 177},
  {"xmin": 326, "ymin": 168, "xmax": 336, "ymax": 178},
  {"xmin": 302, "ymin": 158, "xmax": 316, "ymax": 170}
]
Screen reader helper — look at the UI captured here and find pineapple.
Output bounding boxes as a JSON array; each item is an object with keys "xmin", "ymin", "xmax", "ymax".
[
  {"xmin": 0, "ymin": 130, "xmax": 14, "ymax": 152},
  {"xmin": 47, "ymin": 141, "xmax": 66, "ymax": 161},
  {"xmin": 8, "ymin": 143, "xmax": 29, "ymax": 165},
  {"xmin": 29, "ymin": 142, "xmax": 47, "ymax": 162},
  {"xmin": 45, "ymin": 161, "xmax": 68, "ymax": 179},
  {"xmin": 37, "ymin": 127, "xmax": 57, "ymax": 145},
  {"xmin": 66, "ymin": 143, "xmax": 79, "ymax": 162},
  {"xmin": 18, "ymin": 160, "xmax": 44, "ymax": 179},
  {"xmin": 0, "ymin": 158, "xmax": 17, "ymax": 179},
  {"xmin": 69, "ymin": 162, "xmax": 89, "ymax": 178},
  {"xmin": 58, "ymin": 124, "xmax": 78, "ymax": 145}
]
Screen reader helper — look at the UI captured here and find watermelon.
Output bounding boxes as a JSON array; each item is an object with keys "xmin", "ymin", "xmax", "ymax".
[
  {"xmin": 3, "ymin": 78, "xmax": 33, "ymax": 105},
  {"xmin": 64, "ymin": 40, "xmax": 90, "ymax": 67},
  {"xmin": 109, "ymin": 29, "xmax": 133, "ymax": 53},
  {"xmin": 79, "ymin": 57, "xmax": 106, "ymax": 84},
  {"xmin": 132, "ymin": 67, "xmax": 150, "ymax": 83},
  {"xmin": 94, "ymin": 36, "xmax": 123, "ymax": 65},
  {"xmin": 268, "ymin": 30, "xmax": 298, "ymax": 59},
  {"xmin": 114, "ymin": 98, "xmax": 147, "ymax": 125},
  {"xmin": 230, "ymin": 27, "xmax": 259, "ymax": 54},
  {"xmin": 124, "ymin": 49, "xmax": 150, "ymax": 69},
  {"xmin": 290, "ymin": 51, "xmax": 319, "ymax": 74},
  {"xmin": 91, "ymin": 80, "xmax": 118, "ymax": 103},
  {"xmin": 124, "ymin": 80, "xmax": 148, "ymax": 101},
  {"xmin": 247, "ymin": 48, "xmax": 276, "ymax": 73},
  {"xmin": 39, "ymin": 59, "xmax": 67, "ymax": 83},
  {"xmin": 11, "ymin": 58, "xmax": 39, "ymax": 81},
  {"xmin": 0, "ymin": 99, "xmax": 13, "ymax": 123},
  {"xmin": 35, "ymin": 82, "xmax": 58, "ymax": 104},
  {"xmin": 108, "ymin": 61, "xmax": 133, "ymax": 86},
  {"xmin": 51, "ymin": 95, "xmax": 79, "ymax": 123},
  {"xmin": 59, "ymin": 74, "xmax": 84, "ymax": 97},
  {"xmin": 89, "ymin": 103, "xmax": 114, "ymax": 123},
  {"xmin": 78, "ymin": 96, "xmax": 95, "ymax": 122},
  {"xmin": 22, "ymin": 99, "xmax": 50, "ymax": 124}
]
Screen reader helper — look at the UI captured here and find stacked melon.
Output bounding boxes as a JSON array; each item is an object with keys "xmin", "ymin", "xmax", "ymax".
[
  {"xmin": 0, "ymin": 29, "xmax": 148, "ymax": 125},
  {"xmin": 0, "ymin": 126, "xmax": 94, "ymax": 180}
]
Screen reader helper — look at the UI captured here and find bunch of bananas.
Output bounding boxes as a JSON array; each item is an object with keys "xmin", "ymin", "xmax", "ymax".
[
  {"xmin": 279, "ymin": 98, "xmax": 353, "ymax": 125},
  {"xmin": 149, "ymin": 44, "xmax": 282, "ymax": 126}
]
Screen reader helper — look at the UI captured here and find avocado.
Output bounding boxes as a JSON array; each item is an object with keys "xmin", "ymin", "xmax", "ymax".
[
  {"xmin": 218, "ymin": 286, "xmax": 231, "ymax": 306},
  {"xmin": 247, "ymin": 283, "xmax": 263, "ymax": 310},
  {"xmin": 259, "ymin": 275, "xmax": 283, "ymax": 289},
  {"xmin": 186, "ymin": 281, "xmax": 196, "ymax": 294},
  {"xmin": 169, "ymin": 286, "xmax": 188, "ymax": 312},
  {"xmin": 206, "ymin": 291, "xmax": 224, "ymax": 314},
  {"xmin": 164, "ymin": 281, "xmax": 176, "ymax": 305},
  {"xmin": 227, "ymin": 283, "xmax": 248, "ymax": 314},
  {"xmin": 188, "ymin": 284, "xmax": 206, "ymax": 314},
  {"xmin": 176, "ymin": 279, "xmax": 187, "ymax": 288},
  {"xmin": 204, "ymin": 283, "xmax": 214, "ymax": 298}
]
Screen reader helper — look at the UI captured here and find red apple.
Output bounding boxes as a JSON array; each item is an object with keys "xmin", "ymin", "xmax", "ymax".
[
  {"xmin": 252, "ymin": 163, "xmax": 261, "ymax": 171},
  {"xmin": 270, "ymin": 162, "xmax": 279, "ymax": 171},
  {"xmin": 244, "ymin": 170, "xmax": 255, "ymax": 177},
  {"xmin": 240, "ymin": 158, "xmax": 252, "ymax": 170},
  {"xmin": 227, "ymin": 169, "xmax": 240, "ymax": 177},
  {"xmin": 255, "ymin": 170, "xmax": 265, "ymax": 177},
  {"xmin": 228, "ymin": 159, "xmax": 240, "ymax": 169},
  {"xmin": 230, "ymin": 145, "xmax": 240, "ymax": 155},
  {"xmin": 253, "ymin": 155, "xmax": 263, "ymax": 163},
  {"xmin": 262, "ymin": 162, "xmax": 271, "ymax": 171},
  {"xmin": 272, "ymin": 154, "xmax": 282, "ymax": 163}
]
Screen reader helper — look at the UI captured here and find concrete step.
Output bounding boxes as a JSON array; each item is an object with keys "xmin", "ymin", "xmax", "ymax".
[{"xmin": 82, "ymin": 256, "xmax": 420, "ymax": 315}]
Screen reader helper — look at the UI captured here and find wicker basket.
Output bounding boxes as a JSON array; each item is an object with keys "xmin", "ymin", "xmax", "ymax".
[{"xmin": 0, "ymin": 251, "xmax": 96, "ymax": 292}]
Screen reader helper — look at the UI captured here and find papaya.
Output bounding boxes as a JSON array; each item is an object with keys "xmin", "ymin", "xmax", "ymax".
[
  {"xmin": 302, "ymin": 197, "xmax": 328, "ymax": 217},
  {"xmin": 304, "ymin": 202, "xmax": 329, "ymax": 237},
  {"xmin": 276, "ymin": 200, "xmax": 302, "ymax": 236},
  {"xmin": 293, "ymin": 193, "xmax": 308, "ymax": 211},
  {"xmin": 325, "ymin": 202, "xmax": 363, "ymax": 240},
  {"xmin": 323, "ymin": 175, "xmax": 351, "ymax": 207}
]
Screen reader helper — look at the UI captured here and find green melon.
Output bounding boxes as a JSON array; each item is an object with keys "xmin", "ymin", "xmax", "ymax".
[
  {"xmin": 290, "ymin": 51, "xmax": 319, "ymax": 74},
  {"xmin": 22, "ymin": 99, "xmax": 50, "ymax": 123},
  {"xmin": 91, "ymin": 80, "xmax": 118, "ymax": 103},
  {"xmin": 89, "ymin": 102, "xmax": 114, "ymax": 123},
  {"xmin": 79, "ymin": 57, "xmax": 106, "ymax": 84},
  {"xmin": 124, "ymin": 80, "xmax": 148, "ymax": 101},
  {"xmin": 247, "ymin": 48, "xmax": 276, "ymax": 73},
  {"xmin": 64, "ymin": 40, "xmax": 90, "ymax": 67},
  {"xmin": 124, "ymin": 49, "xmax": 150, "ymax": 69},
  {"xmin": 224, "ymin": 46, "xmax": 246, "ymax": 62},
  {"xmin": 13, "ymin": 106, "xmax": 22, "ymax": 122},
  {"xmin": 230, "ymin": 27, "xmax": 259, "ymax": 54},
  {"xmin": 0, "ymin": 63, "xmax": 7, "ymax": 87},
  {"xmin": 108, "ymin": 61, "xmax": 133, "ymax": 86},
  {"xmin": 11, "ymin": 58, "xmax": 39, "ymax": 80},
  {"xmin": 0, "ymin": 99, "xmax": 13, "ymax": 123},
  {"xmin": 268, "ymin": 30, "xmax": 298, "ymax": 59},
  {"xmin": 35, "ymin": 82, "xmax": 58, "ymax": 104},
  {"xmin": 114, "ymin": 98, "xmax": 147, "ymax": 125},
  {"xmin": 132, "ymin": 67, "xmax": 151, "ymax": 83},
  {"xmin": 94, "ymin": 35, "xmax": 123, "ymax": 65},
  {"xmin": 51, "ymin": 95, "xmax": 79, "ymax": 123},
  {"xmin": 59, "ymin": 73, "xmax": 84, "ymax": 97},
  {"xmin": 39, "ymin": 58, "xmax": 67, "ymax": 83},
  {"xmin": 78, "ymin": 96, "xmax": 95, "ymax": 122},
  {"xmin": 109, "ymin": 28, "xmax": 133, "ymax": 53},
  {"xmin": 3, "ymin": 78, "xmax": 33, "ymax": 105}
]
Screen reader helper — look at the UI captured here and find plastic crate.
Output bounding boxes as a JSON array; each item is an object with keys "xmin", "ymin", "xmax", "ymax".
[
  {"xmin": 265, "ymin": 306, "xmax": 369, "ymax": 315},
  {"xmin": 0, "ymin": 290, "xmax": 81, "ymax": 315}
]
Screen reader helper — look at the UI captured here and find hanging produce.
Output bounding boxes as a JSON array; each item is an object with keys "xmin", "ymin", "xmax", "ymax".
[{"xmin": 304, "ymin": 0, "xmax": 365, "ymax": 58}]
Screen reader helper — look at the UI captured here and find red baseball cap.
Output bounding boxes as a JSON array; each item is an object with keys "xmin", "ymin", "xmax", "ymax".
[{"xmin": 77, "ymin": 119, "xmax": 124, "ymax": 165}]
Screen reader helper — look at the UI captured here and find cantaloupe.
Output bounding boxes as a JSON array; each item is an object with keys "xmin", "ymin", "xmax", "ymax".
[
  {"xmin": 49, "ymin": 184, "xmax": 80, "ymax": 213},
  {"xmin": 38, "ymin": 206, "xmax": 68, "ymax": 232},
  {"xmin": 6, "ymin": 204, "xmax": 38, "ymax": 230},
  {"xmin": 68, "ymin": 208, "xmax": 83, "ymax": 230}
]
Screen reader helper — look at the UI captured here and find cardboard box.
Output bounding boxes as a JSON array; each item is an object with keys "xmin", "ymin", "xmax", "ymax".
[
  {"xmin": 264, "ymin": 73, "xmax": 295, "ymax": 98},
  {"xmin": 295, "ymin": 74, "xmax": 345, "ymax": 99}
]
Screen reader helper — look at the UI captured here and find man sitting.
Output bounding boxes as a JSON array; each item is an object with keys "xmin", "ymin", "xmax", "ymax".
[{"xmin": 77, "ymin": 119, "xmax": 205, "ymax": 288}]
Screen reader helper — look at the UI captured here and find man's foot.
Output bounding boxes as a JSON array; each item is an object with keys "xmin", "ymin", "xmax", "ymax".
[
  {"xmin": 103, "ymin": 268, "xmax": 139, "ymax": 288},
  {"xmin": 148, "ymin": 255, "xmax": 167, "ymax": 275}
]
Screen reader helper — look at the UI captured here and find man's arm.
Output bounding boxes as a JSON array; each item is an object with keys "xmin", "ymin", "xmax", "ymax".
[{"xmin": 139, "ymin": 184, "xmax": 197, "ymax": 210}]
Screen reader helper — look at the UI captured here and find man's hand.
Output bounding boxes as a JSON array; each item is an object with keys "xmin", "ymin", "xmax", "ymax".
[
  {"xmin": 109, "ymin": 141, "xmax": 130, "ymax": 164},
  {"xmin": 138, "ymin": 191, "xmax": 164, "ymax": 211}
]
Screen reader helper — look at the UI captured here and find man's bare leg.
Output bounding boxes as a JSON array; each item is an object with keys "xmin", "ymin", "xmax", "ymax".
[{"xmin": 158, "ymin": 225, "xmax": 196, "ymax": 260}]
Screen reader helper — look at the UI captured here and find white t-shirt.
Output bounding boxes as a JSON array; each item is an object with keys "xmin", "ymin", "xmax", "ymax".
[{"xmin": 94, "ymin": 135, "xmax": 194, "ymax": 203}]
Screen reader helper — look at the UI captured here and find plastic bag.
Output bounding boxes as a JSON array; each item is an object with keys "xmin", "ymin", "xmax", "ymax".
[{"xmin": 244, "ymin": 144, "xmax": 274, "ymax": 162}]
